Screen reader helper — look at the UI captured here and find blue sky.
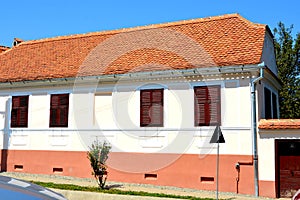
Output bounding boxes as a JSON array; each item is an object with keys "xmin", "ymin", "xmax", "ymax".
[{"xmin": 1, "ymin": 0, "xmax": 299, "ymax": 47}]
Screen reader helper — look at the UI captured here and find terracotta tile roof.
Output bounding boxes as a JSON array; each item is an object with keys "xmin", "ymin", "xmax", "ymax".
[
  {"xmin": 0, "ymin": 13, "xmax": 267, "ymax": 83},
  {"xmin": 259, "ymin": 119, "xmax": 300, "ymax": 130}
]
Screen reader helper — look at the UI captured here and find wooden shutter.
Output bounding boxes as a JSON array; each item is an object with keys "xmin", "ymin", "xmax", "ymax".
[
  {"xmin": 51, "ymin": 95, "xmax": 60, "ymax": 107},
  {"xmin": 11, "ymin": 96, "xmax": 29, "ymax": 128},
  {"xmin": 194, "ymin": 86, "xmax": 221, "ymax": 126},
  {"xmin": 140, "ymin": 89, "xmax": 163, "ymax": 127},
  {"xmin": 18, "ymin": 108, "xmax": 28, "ymax": 127},
  {"xmin": 208, "ymin": 86, "xmax": 221, "ymax": 125},
  {"xmin": 140, "ymin": 91, "xmax": 151, "ymax": 126},
  {"xmin": 12, "ymin": 97, "xmax": 21, "ymax": 107},
  {"xmin": 50, "ymin": 94, "xmax": 69, "ymax": 127},
  {"xmin": 50, "ymin": 108, "xmax": 58, "ymax": 126},
  {"xmin": 194, "ymin": 87, "xmax": 208, "ymax": 126},
  {"xmin": 11, "ymin": 109, "xmax": 18, "ymax": 127},
  {"xmin": 151, "ymin": 90, "xmax": 163, "ymax": 126}
]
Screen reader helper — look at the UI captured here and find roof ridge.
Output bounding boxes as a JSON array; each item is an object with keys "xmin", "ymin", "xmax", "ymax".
[{"xmin": 18, "ymin": 13, "xmax": 265, "ymax": 46}]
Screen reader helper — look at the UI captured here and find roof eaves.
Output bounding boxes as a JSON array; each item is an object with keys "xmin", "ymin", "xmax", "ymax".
[
  {"xmin": 259, "ymin": 119, "xmax": 300, "ymax": 130},
  {"xmin": 0, "ymin": 64, "xmax": 263, "ymax": 87}
]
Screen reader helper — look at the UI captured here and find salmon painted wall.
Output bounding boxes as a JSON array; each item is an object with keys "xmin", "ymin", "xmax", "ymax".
[{"xmin": 0, "ymin": 149, "xmax": 277, "ymax": 197}]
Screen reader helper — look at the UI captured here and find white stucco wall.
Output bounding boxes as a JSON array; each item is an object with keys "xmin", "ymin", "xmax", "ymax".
[
  {"xmin": 258, "ymin": 136, "xmax": 275, "ymax": 181},
  {"xmin": 0, "ymin": 76, "xmax": 256, "ymax": 157},
  {"xmin": 29, "ymin": 94, "xmax": 49, "ymax": 128}
]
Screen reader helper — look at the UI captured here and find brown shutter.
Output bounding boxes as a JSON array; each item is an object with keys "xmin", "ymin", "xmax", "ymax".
[
  {"xmin": 50, "ymin": 108, "xmax": 57, "ymax": 126},
  {"xmin": 51, "ymin": 95, "xmax": 60, "ymax": 107},
  {"xmin": 140, "ymin": 91, "xmax": 151, "ymax": 126},
  {"xmin": 59, "ymin": 106, "xmax": 68, "ymax": 126},
  {"xmin": 208, "ymin": 86, "xmax": 221, "ymax": 125},
  {"xmin": 151, "ymin": 89, "xmax": 163, "ymax": 126},
  {"xmin": 50, "ymin": 94, "xmax": 69, "ymax": 127},
  {"xmin": 12, "ymin": 97, "xmax": 21, "ymax": 108},
  {"xmin": 18, "ymin": 108, "xmax": 28, "ymax": 126},
  {"xmin": 194, "ymin": 87, "xmax": 207, "ymax": 126},
  {"xmin": 59, "ymin": 95, "xmax": 69, "ymax": 106},
  {"xmin": 11, "ymin": 96, "xmax": 29, "ymax": 128},
  {"xmin": 195, "ymin": 86, "xmax": 221, "ymax": 126},
  {"xmin": 140, "ymin": 89, "xmax": 163, "ymax": 127},
  {"xmin": 11, "ymin": 109, "xmax": 17, "ymax": 127},
  {"xmin": 20, "ymin": 97, "xmax": 28, "ymax": 107}
]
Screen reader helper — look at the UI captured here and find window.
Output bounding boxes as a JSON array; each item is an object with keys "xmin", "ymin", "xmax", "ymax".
[
  {"xmin": 272, "ymin": 92, "xmax": 278, "ymax": 119},
  {"xmin": 264, "ymin": 87, "xmax": 278, "ymax": 119},
  {"xmin": 49, "ymin": 94, "xmax": 69, "ymax": 127},
  {"xmin": 264, "ymin": 88, "xmax": 272, "ymax": 119},
  {"xmin": 11, "ymin": 96, "xmax": 29, "ymax": 128},
  {"xmin": 194, "ymin": 85, "xmax": 221, "ymax": 126},
  {"xmin": 140, "ymin": 89, "xmax": 163, "ymax": 127}
]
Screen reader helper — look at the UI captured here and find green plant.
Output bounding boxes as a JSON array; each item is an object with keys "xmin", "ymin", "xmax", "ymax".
[
  {"xmin": 87, "ymin": 139, "xmax": 111, "ymax": 189},
  {"xmin": 32, "ymin": 181, "xmax": 214, "ymax": 200}
]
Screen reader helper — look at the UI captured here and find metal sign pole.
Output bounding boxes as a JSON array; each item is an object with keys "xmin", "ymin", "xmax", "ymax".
[
  {"xmin": 209, "ymin": 125, "xmax": 225, "ymax": 200},
  {"xmin": 216, "ymin": 133, "xmax": 220, "ymax": 200}
]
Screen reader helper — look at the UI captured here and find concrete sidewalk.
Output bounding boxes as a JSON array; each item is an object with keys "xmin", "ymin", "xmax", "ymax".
[
  {"xmin": 54, "ymin": 189, "xmax": 284, "ymax": 200},
  {"xmin": 54, "ymin": 189, "xmax": 183, "ymax": 200},
  {"xmin": 2, "ymin": 172, "xmax": 286, "ymax": 200}
]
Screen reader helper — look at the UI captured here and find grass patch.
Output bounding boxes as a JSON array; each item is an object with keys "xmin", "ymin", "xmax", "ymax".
[{"xmin": 32, "ymin": 181, "xmax": 214, "ymax": 200}]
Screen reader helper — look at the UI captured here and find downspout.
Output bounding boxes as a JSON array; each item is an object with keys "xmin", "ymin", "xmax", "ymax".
[{"xmin": 250, "ymin": 62, "xmax": 265, "ymax": 197}]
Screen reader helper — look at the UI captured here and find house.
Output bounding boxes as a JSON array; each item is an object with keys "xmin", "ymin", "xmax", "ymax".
[
  {"xmin": 259, "ymin": 119, "xmax": 300, "ymax": 198},
  {"xmin": 0, "ymin": 46, "xmax": 10, "ymax": 53},
  {"xmin": 0, "ymin": 13, "xmax": 285, "ymax": 197}
]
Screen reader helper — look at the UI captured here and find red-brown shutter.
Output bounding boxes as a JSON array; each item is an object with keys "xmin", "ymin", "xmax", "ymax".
[
  {"xmin": 18, "ymin": 108, "xmax": 28, "ymax": 126},
  {"xmin": 50, "ymin": 94, "xmax": 69, "ymax": 127},
  {"xmin": 59, "ymin": 106, "xmax": 68, "ymax": 126},
  {"xmin": 194, "ymin": 87, "xmax": 207, "ymax": 126},
  {"xmin": 11, "ymin": 109, "xmax": 18, "ymax": 127},
  {"xmin": 151, "ymin": 90, "xmax": 163, "ymax": 126},
  {"xmin": 140, "ymin": 91, "xmax": 151, "ymax": 126},
  {"xmin": 11, "ymin": 96, "xmax": 29, "ymax": 128},
  {"xmin": 51, "ymin": 95, "xmax": 60, "ymax": 107},
  {"xmin": 12, "ymin": 97, "xmax": 21, "ymax": 107},
  {"xmin": 194, "ymin": 86, "xmax": 221, "ymax": 126},
  {"xmin": 140, "ymin": 89, "xmax": 163, "ymax": 127},
  {"xmin": 50, "ymin": 108, "xmax": 57, "ymax": 126},
  {"xmin": 208, "ymin": 86, "xmax": 221, "ymax": 125}
]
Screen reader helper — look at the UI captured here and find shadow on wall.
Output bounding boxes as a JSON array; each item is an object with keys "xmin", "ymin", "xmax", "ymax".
[{"xmin": 1, "ymin": 99, "xmax": 11, "ymax": 171}]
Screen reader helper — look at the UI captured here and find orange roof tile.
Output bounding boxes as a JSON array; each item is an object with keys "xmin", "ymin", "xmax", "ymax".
[
  {"xmin": 259, "ymin": 119, "xmax": 300, "ymax": 130},
  {"xmin": 0, "ymin": 13, "xmax": 267, "ymax": 83}
]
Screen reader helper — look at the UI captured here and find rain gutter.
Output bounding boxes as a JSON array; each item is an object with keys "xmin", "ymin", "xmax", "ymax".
[
  {"xmin": 250, "ymin": 62, "xmax": 265, "ymax": 197},
  {"xmin": 0, "ymin": 64, "xmax": 263, "ymax": 88}
]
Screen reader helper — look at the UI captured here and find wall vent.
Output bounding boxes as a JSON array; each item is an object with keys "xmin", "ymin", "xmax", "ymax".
[
  {"xmin": 53, "ymin": 167, "xmax": 63, "ymax": 174},
  {"xmin": 14, "ymin": 165, "xmax": 23, "ymax": 170},
  {"xmin": 144, "ymin": 173, "xmax": 157, "ymax": 180},
  {"xmin": 200, "ymin": 176, "xmax": 214, "ymax": 183}
]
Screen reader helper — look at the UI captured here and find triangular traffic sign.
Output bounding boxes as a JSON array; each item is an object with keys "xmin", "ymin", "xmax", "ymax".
[{"xmin": 210, "ymin": 125, "xmax": 225, "ymax": 143}]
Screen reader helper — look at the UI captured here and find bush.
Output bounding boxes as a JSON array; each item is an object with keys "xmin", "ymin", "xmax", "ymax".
[{"xmin": 87, "ymin": 139, "xmax": 111, "ymax": 189}]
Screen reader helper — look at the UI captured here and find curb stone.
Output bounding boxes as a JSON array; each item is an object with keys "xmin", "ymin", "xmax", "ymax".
[{"xmin": 1, "ymin": 172, "xmax": 285, "ymax": 200}]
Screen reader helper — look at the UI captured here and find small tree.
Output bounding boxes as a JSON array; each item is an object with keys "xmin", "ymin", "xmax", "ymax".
[
  {"xmin": 87, "ymin": 139, "xmax": 111, "ymax": 189},
  {"xmin": 273, "ymin": 22, "xmax": 300, "ymax": 118}
]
